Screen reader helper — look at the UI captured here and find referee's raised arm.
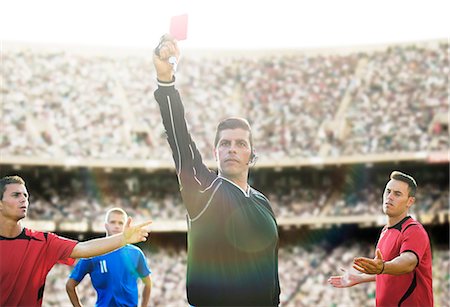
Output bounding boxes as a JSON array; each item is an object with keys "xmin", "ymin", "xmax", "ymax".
[
  {"xmin": 151, "ymin": 35, "xmax": 280, "ymax": 307},
  {"xmin": 152, "ymin": 35, "xmax": 216, "ymax": 218}
]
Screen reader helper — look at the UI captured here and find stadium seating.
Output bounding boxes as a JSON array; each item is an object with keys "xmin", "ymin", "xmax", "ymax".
[{"xmin": 1, "ymin": 40, "xmax": 448, "ymax": 306}]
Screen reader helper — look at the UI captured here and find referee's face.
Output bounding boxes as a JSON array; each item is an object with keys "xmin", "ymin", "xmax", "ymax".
[{"xmin": 215, "ymin": 128, "xmax": 252, "ymax": 180}]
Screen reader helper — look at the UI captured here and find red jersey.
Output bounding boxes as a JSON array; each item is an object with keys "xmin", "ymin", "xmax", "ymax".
[
  {"xmin": 0, "ymin": 228, "xmax": 77, "ymax": 307},
  {"xmin": 376, "ymin": 216, "xmax": 433, "ymax": 307}
]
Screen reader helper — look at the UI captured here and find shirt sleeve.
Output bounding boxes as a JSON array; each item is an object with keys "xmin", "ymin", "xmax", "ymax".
[
  {"xmin": 154, "ymin": 81, "xmax": 217, "ymax": 214},
  {"xmin": 136, "ymin": 250, "xmax": 151, "ymax": 278},
  {"xmin": 400, "ymin": 224, "xmax": 429, "ymax": 263},
  {"xmin": 69, "ymin": 259, "xmax": 90, "ymax": 282},
  {"xmin": 46, "ymin": 232, "xmax": 78, "ymax": 266}
]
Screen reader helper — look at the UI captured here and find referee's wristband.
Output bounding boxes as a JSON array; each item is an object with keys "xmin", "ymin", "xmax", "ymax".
[
  {"xmin": 157, "ymin": 76, "xmax": 176, "ymax": 87},
  {"xmin": 378, "ymin": 261, "xmax": 385, "ymax": 275}
]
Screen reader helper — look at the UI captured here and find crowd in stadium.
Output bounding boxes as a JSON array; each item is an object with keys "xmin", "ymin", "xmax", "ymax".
[
  {"xmin": 21, "ymin": 168, "xmax": 448, "ymax": 223},
  {"xmin": 2, "ymin": 40, "xmax": 448, "ymax": 307},
  {"xmin": 339, "ymin": 44, "xmax": 448, "ymax": 155},
  {"xmin": 2, "ymin": 41, "xmax": 448, "ymax": 161},
  {"xmin": 268, "ymin": 177, "xmax": 448, "ymax": 218},
  {"xmin": 42, "ymin": 240, "xmax": 449, "ymax": 306}
]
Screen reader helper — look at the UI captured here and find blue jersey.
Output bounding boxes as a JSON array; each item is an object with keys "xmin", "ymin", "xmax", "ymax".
[{"xmin": 69, "ymin": 245, "xmax": 151, "ymax": 307}]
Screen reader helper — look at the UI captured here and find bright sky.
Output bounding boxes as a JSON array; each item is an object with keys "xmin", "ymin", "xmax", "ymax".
[{"xmin": 1, "ymin": 0, "xmax": 448, "ymax": 50}]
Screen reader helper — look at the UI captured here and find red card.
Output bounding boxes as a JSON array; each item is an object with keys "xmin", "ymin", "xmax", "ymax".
[{"xmin": 169, "ymin": 14, "xmax": 188, "ymax": 41}]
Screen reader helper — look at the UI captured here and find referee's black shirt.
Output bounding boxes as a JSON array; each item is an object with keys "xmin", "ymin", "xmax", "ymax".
[{"xmin": 155, "ymin": 81, "xmax": 280, "ymax": 306}]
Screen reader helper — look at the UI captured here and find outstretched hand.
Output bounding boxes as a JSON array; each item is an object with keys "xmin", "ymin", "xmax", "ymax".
[
  {"xmin": 122, "ymin": 217, "xmax": 152, "ymax": 244},
  {"xmin": 328, "ymin": 267, "xmax": 362, "ymax": 288},
  {"xmin": 153, "ymin": 34, "xmax": 180, "ymax": 82},
  {"xmin": 353, "ymin": 248, "xmax": 385, "ymax": 275}
]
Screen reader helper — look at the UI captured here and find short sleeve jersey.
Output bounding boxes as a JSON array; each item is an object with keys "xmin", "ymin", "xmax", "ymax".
[
  {"xmin": 0, "ymin": 228, "xmax": 77, "ymax": 306},
  {"xmin": 376, "ymin": 216, "xmax": 433, "ymax": 307},
  {"xmin": 69, "ymin": 244, "xmax": 151, "ymax": 307}
]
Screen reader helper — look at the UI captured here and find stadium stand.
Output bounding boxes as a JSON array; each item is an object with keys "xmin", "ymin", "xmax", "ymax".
[
  {"xmin": 1, "ymin": 39, "xmax": 448, "ymax": 306},
  {"xmin": 2, "ymin": 40, "xmax": 448, "ymax": 164}
]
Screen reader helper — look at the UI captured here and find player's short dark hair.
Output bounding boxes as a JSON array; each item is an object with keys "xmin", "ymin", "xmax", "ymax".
[
  {"xmin": 0, "ymin": 176, "xmax": 26, "ymax": 200},
  {"xmin": 390, "ymin": 171, "xmax": 417, "ymax": 197},
  {"xmin": 214, "ymin": 117, "xmax": 253, "ymax": 150}
]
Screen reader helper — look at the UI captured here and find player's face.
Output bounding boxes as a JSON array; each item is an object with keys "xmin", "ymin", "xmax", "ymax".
[
  {"xmin": 105, "ymin": 212, "xmax": 126, "ymax": 236},
  {"xmin": 0, "ymin": 184, "xmax": 29, "ymax": 221},
  {"xmin": 215, "ymin": 128, "xmax": 252, "ymax": 179},
  {"xmin": 382, "ymin": 179, "xmax": 414, "ymax": 218}
]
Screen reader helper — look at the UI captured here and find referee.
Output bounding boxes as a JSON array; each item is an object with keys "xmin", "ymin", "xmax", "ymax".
[{"xmin": 152, "ymin": 35, "xmax": 280, "ymax": 306}]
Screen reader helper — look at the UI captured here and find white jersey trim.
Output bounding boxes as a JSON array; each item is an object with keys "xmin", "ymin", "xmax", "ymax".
[
  {"xmin": 167, "ymin": 96, "xmax": 183, "ymax": 191},
  {"xmin": 218, "ymin": 176, "xmax": 251, "ymax": 198},
  {"xmin": 189, "ymin": 180, "xmax": 222, "ymax": 223}
]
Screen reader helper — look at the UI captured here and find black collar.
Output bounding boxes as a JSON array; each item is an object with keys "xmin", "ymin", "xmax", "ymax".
[{"xmin": 388, "ymin": 216, "xmax": 411, "ymax": 231}]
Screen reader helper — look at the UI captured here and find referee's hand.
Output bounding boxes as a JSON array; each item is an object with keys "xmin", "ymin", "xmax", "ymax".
[{"xmin": 153, "ymin": 34, "xmax": 180, "ymax": 82}]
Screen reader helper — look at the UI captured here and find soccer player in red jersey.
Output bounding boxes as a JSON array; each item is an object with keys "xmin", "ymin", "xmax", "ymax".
[
  {"xmin": 0, "ymin": 175, "xmax": 152, "ymax": 307},
  {"xmin": 328, "ymin": 171, "xmax": 433, "ymax": 307}
]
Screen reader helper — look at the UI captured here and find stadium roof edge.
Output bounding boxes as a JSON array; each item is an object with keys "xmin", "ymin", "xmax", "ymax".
[
  {"xmin": 1, "ymin": 151, "xmax": 448, "ymax": 170},
  {"xmin": 3, "ymin": 38, "xmax": 447, "ymax": 57}
]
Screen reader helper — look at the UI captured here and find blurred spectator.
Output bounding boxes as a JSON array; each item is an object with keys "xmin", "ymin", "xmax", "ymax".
[{"xmin": 2, "ymin": 41, "xmax": 448, "ymax": 160}]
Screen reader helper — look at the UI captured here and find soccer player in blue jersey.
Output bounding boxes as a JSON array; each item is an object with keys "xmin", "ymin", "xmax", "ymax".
[
  {"xmin": 66, "ymin": 208, "xmax": 152, "ymax": 307},
  {"xmin": 153, "ymin": 35, "xmax": 280, "ymax": 306}
]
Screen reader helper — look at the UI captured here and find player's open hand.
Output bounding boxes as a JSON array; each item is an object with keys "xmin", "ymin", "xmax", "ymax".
[
  {"xmin": 122, "ymin": 217, "xmax": 152, "ymax": 244},
  {"xmin": 328, "ymin": 267, "xmax": 362, "ymax": 288},
  {"xmin": 353, "ymin": 249, "xmax": 385, "ymax": 275},
  {"xmin": 153, "ymin": 34, "xmax": 180, "ymax": 81}
]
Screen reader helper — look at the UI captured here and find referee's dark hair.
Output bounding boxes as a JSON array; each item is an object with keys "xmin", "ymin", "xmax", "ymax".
[
  {"xmin": 214, "ymin": 117, "xmax": 253, "ymax": 150},
  {"xmin": 390, "ymin": 171, "xmax": 417, "ymax": 197}
]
